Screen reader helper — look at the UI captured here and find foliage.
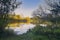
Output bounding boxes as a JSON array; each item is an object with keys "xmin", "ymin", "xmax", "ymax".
[
  {"xmin": 32, "ymin": 0, "xmax": 60, "ymax": 27},
  {"xmin": 1, "ymin": 25, "xmax": 60, "ymax": 40},
  {"xmin": 0, "ymin": 0, "xmax": 21, "ymax": 37}
]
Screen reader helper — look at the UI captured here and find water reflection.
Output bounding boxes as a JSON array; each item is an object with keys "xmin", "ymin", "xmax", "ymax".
[
  {"xmin": 5, "ymin": 15, "xmax": 35, "ymax": 35},
  {"xmin": 14, "ymin": 24, "xmax": 35, "ymax": 35},
  {"xmin": 6, "ymin": 23, "xmax": 35, "ymax": 35}
]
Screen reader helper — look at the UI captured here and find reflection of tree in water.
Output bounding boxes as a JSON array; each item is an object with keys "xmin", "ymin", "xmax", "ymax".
[{"xmin": 6, "ymin": 15, "xmax": 30, "ymax": 27}]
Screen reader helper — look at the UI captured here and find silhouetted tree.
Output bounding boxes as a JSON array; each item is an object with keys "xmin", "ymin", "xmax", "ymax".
[
  {"xmin": 45, "ymin": 0, "xmax": 60, "ymax": 27},
  {"xmin": 33, "ymin": 0, "xmax": 60, "ymax": 26},
  {"xmin": 32, "ymin": 0, "xmax": 60, "ymax": 40},
  {"xmin": 0, "ymin": 0, "xmax": 22, "ymax": 37}
]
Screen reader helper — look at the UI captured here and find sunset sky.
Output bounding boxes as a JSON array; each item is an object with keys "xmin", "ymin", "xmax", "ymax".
[{"xmin": 15, "ymin": 0, "xmax": 43, "ymax": 17}]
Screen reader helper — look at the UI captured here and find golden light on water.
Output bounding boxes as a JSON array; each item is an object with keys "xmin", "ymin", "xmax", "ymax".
[{"xmin": 5, "ymin": 15, "xmax": 31, "ymax": 29}]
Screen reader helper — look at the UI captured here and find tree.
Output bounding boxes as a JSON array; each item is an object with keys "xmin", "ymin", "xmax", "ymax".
[
  {"xmin": 32, "ymin": 0, "xmax": 60, "ymax": 27},
  {"xmin": 45, "ymin": 0, "xmax": 60, "ymax": 27},
  {"xmin": 32, "ymin": 5, "xmax": 51, "ymax": 25},
  {"xmin": 32, "ymin": 0, "xmax": 60, "ymax": 39},
  {"xmin": 0, "ymin": 0, "xmax": 22, "ymax": 37}
]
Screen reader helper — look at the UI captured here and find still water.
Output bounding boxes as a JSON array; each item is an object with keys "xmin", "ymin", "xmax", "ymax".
[{"xmin": 6, "ymin": 24, "xmax": 35, "ymax": 35}]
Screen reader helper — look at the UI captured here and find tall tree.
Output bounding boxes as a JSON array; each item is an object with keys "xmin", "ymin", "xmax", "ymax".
[
  {"xmin": 45, "ymin": 0, "xmax": 60, "ymax": 26},
  {"xmin": 32, "ymin": 5, "xmax": 50, "ymax": 25},
  {"xmin": 33, "ymin": 0, "xmax": 60, "ymax": 26},
  {"xmin": 0, "ymin": 0, "xmax": 21, "ymax": 36}
]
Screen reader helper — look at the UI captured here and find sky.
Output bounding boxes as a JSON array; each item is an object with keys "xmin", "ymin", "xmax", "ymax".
[{"xmin": 15, "ymin": 0, "xmax": 43, "ymax": 17}]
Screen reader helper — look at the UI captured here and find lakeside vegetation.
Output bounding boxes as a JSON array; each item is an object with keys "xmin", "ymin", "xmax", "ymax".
[{"xmin": 0, "ymin": 0, "xmax": 60, "ymax": 40}]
